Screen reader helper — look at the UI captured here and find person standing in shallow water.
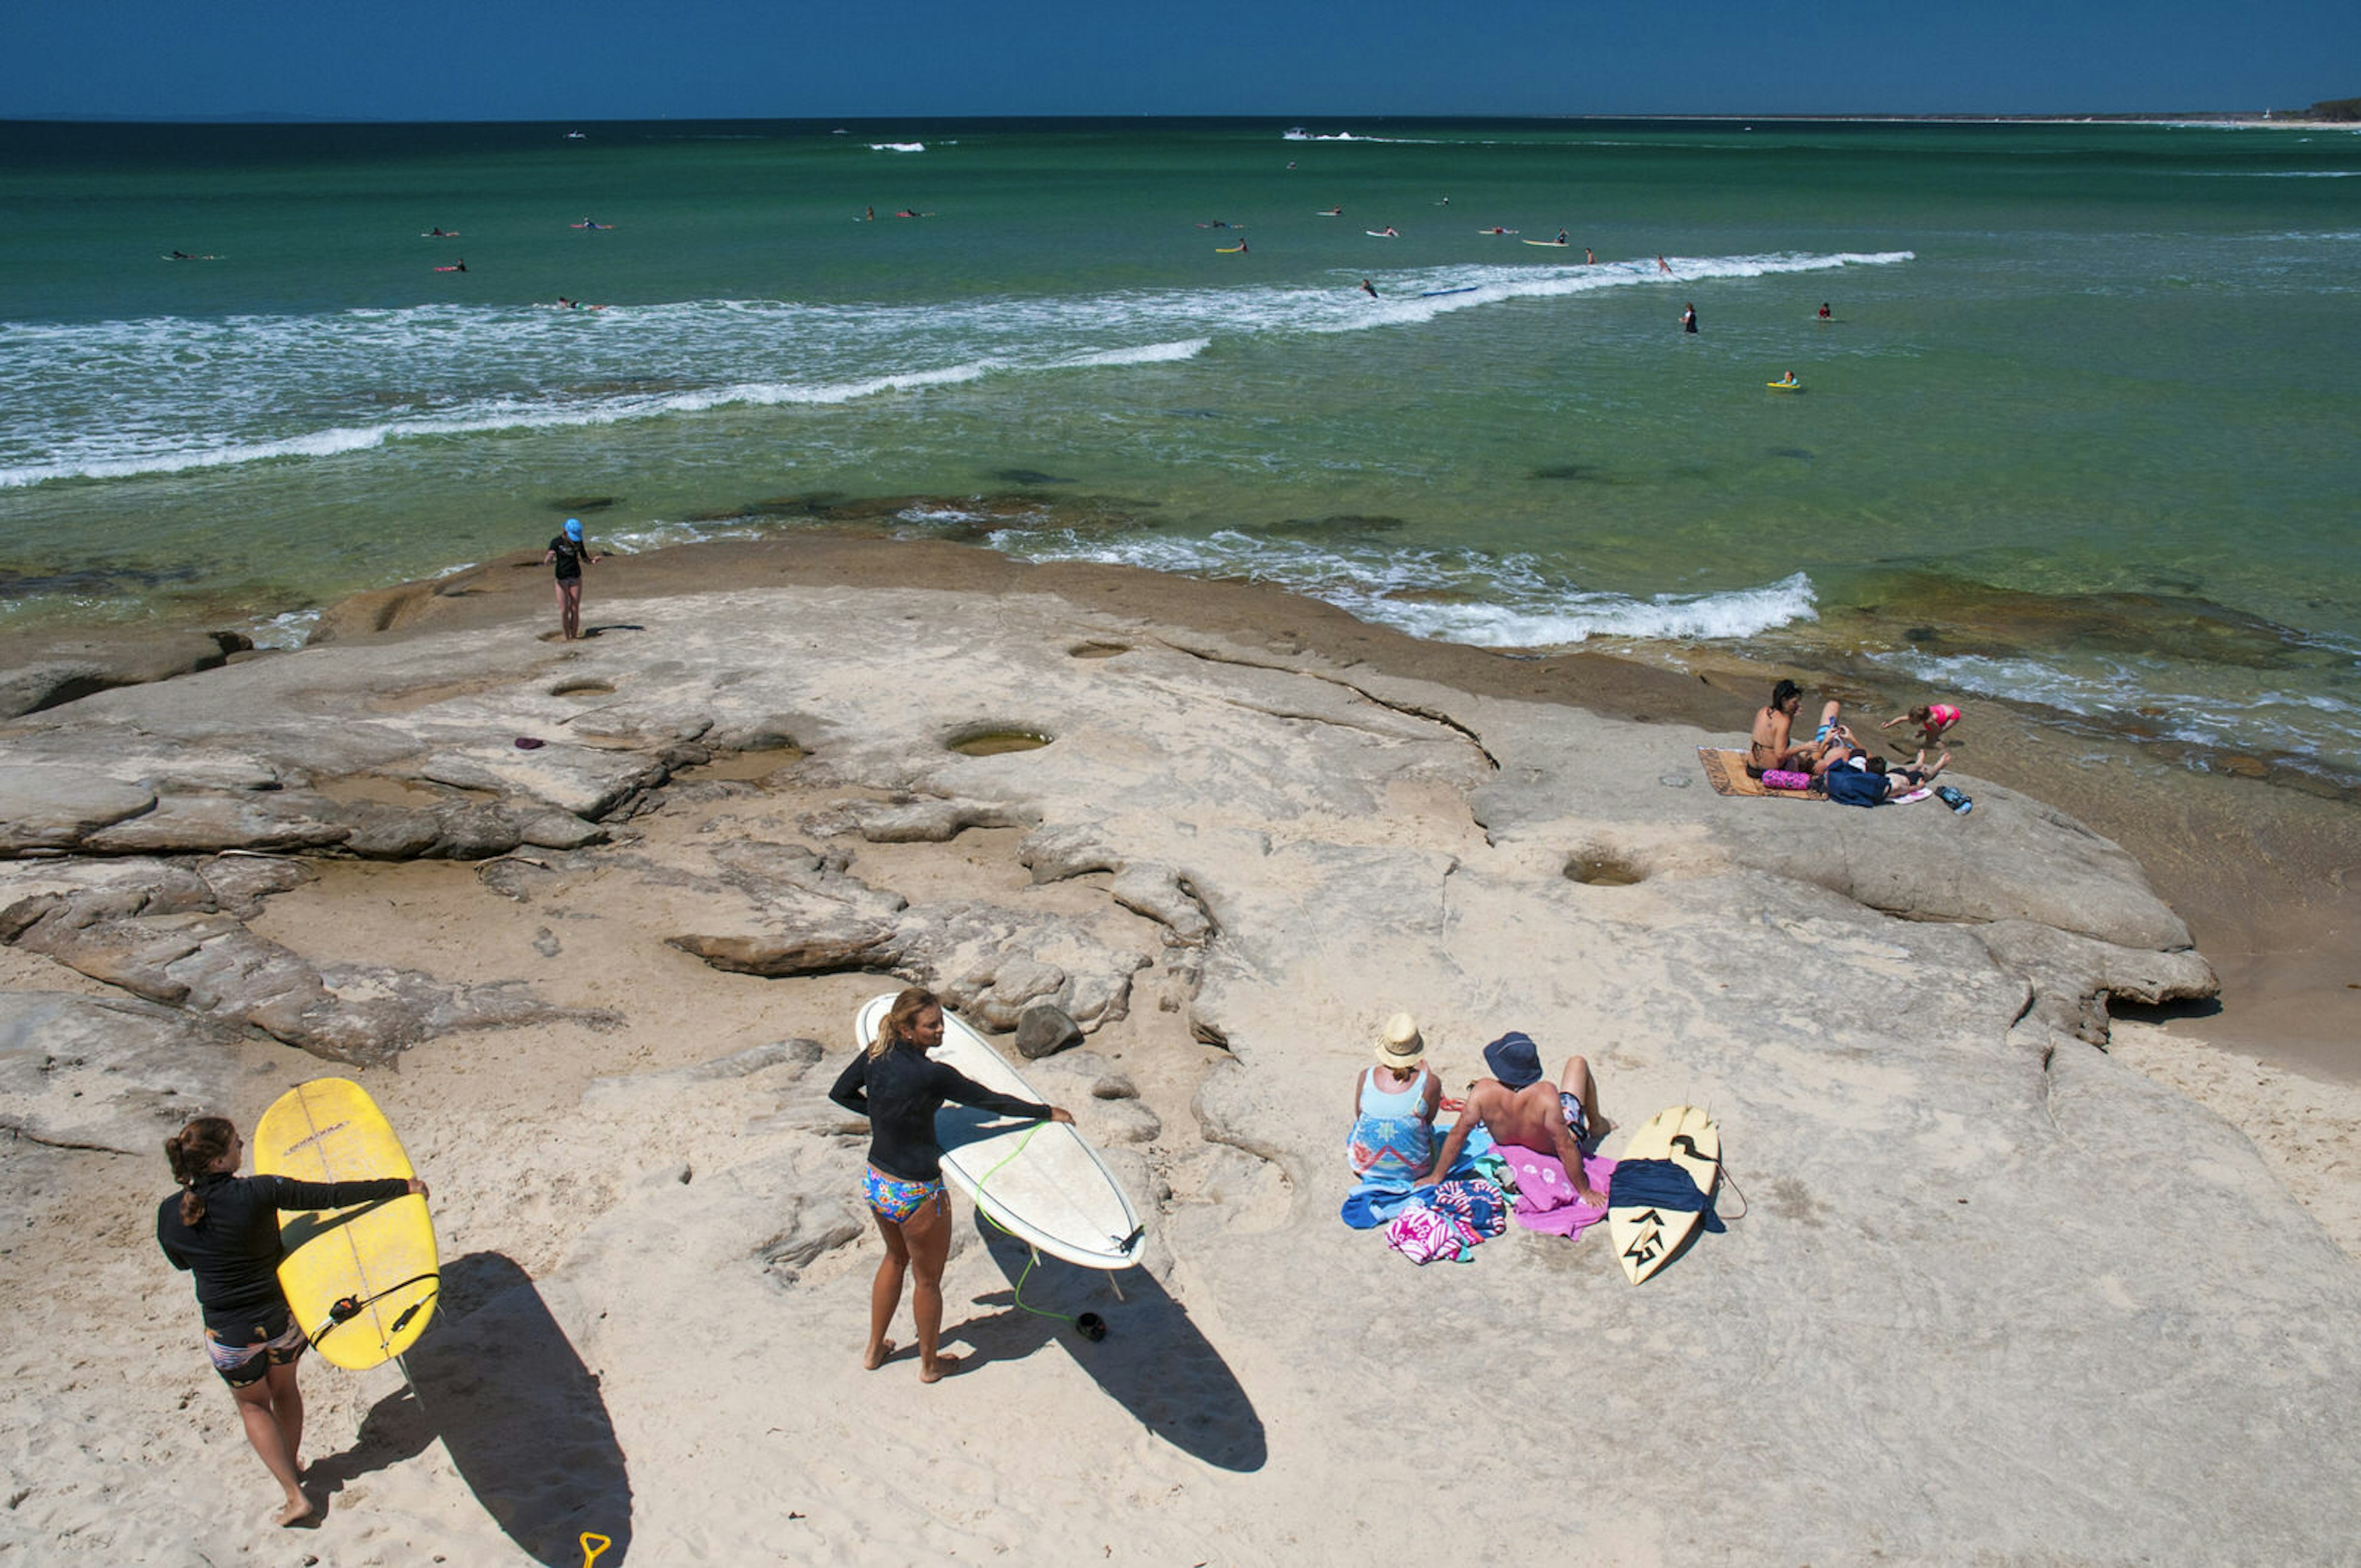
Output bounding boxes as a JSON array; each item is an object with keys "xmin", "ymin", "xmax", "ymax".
[
  {"xmin": 542, "ymin": 517, "xmax": 601, "ymax": 640},
  {"xmin": 156, "ymin": 1116, "xmax": 426, "ymax": 1527},
  {"xmin": 828, "ymin": 988, "xmax": 1072, "ymax": 1382},
  {"xmin": 1682, "ymin": 302, "xmax": 1698, "ymax": 334}
]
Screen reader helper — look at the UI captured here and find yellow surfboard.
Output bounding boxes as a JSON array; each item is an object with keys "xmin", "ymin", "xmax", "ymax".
[
  {"xmin": 253, "ymin": 1078, "xmax": 439, "ymax": 1370},
  {"xmin": 1607, "ymin": 1105, "xmax": 1720, "ymax": 1285}
]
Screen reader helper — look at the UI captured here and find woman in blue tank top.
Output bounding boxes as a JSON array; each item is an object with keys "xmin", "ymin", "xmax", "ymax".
[{"xmin": 1346, "ymin": 1012, "xmax": 1442, "ymax": 1180}]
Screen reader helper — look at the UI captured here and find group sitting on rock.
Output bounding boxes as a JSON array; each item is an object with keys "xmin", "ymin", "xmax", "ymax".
[{"xmin": 1342, "ymin": 1014, "xmax": 1611, "ymax": 1245}]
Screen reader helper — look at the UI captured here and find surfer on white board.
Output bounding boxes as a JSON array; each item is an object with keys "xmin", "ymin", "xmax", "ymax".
[
  {"xmin": 156, "ymin": 1117, "xmax": 426, "ymax": 1527},
  {"xmin": 1422, "ymin": 1033, "xmax": 1609, "ymax": 1207},
  {"xmin": 829, "ymin": 988, "xmax": 1072, "ymax": 1383}
]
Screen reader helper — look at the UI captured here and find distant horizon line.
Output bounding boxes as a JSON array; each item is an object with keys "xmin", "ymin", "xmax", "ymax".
[{"xmin": 0, "ymin": 107, "xmax": 2336, "ymax": 128}]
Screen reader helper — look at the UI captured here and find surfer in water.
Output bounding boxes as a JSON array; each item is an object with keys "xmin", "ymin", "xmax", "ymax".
[
  {"xmin": 1819, "ymin": 301, "xmax": 1833, "ymax": 320},
  {"xmin": 829, "ymin": 988, "xmax": 1073, "ymax": 1382},
  {"xmin": 1584, "ymin": 247, "xmax": 1595, "ymax": 264},
  {"xmin": 1682, "ymin": 302, "xmax": 1698, "ymax": 334},
  {"xmin": 157, "ymin": 1117, "xmax": 426, "ymax": 1527},
  {"xmin": 1359, "ymin": 278, "xmax": 1378, "ymax": 299},
  {"xmin": 1420, "ymin": 1033, "xmax": 1608, "ymax": 1208},
  {"xmin": 543, "ymin": 518, "xmax": 601, "ymax": 641}
]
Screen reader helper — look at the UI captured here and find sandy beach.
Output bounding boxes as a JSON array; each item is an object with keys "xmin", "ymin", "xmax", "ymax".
[{"xmin": 4, "ymin": 537, "xmax": 2359, "ymax": 1564}]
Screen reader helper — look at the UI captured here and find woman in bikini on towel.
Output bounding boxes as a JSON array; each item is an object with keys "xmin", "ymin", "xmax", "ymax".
[{"xmin": 1750, "ymin": 680, "xmax": 1833, "ymax": 776}]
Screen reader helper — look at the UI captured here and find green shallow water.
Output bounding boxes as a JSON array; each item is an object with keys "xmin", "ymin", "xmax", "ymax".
[{"xmin": 2, "ymin": 116, "xmax": 2357, "ymax": 779}]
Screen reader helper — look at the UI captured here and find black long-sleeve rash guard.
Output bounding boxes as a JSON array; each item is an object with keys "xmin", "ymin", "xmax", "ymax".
[
  {"xmin": 829, "ymin": 1041, "xmax": 1053, "ymax": 1183},
  {"xmin": 157, "ymin": 1172, "xmax": 411, "ymax": 1333}
]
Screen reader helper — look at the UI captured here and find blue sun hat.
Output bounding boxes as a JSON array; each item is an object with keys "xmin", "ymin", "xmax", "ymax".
[
  {"xmin": 563, "ymin": 518, "xmax": 583, "ymax": 541},
  {"xmin": 1482, "ymin": 1031, "xmax": 1544, "ymax": 1090}
]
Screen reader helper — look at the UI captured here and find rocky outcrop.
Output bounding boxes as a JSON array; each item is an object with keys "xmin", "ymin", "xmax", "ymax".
[
  {"xmin": 0, "ymin": 991, "xmax": 243, "ymax": 1153},
  {"xmin": 0, "ymin": 629, "xmax": 252, "ymax": 720},
  {"xmin": 3, "ymin": 880, "xmax": 602, "ymax": 1065}
]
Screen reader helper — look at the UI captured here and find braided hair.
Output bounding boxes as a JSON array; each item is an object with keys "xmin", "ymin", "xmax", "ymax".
[{"xmin": 164, "ymin": 1116, "xmax": 237, "ymax": 1226}]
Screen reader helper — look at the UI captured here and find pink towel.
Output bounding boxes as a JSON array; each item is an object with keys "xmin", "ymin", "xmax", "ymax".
[{"xmin": 1503, "ymin": 1148, "xmax": 1616, "ymax": 1239}]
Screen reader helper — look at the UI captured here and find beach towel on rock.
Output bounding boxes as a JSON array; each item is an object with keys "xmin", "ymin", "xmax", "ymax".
[
  {"xmin": 1343, "ymin": 1125, "xmax": 1499, "ymax": 1229},
  {"xmin": 1502, "ymin": 1146, "xmax": 1618, "ymax": 1240},
  {"xmin": 1341, "ymin": 1172, "xmax": 1420, "ymax": 1230},
  {"xmin": 1384, "ymin": 1205, "xmax": 1468, "ymax": 1265},
  {"xmin": 1425, "ymin": 1179, "xmax": 1510, "ymax": 1243},
  {"xmin": 1697, "ymin": 747, "xmax": 1818, "ymax": 801}
]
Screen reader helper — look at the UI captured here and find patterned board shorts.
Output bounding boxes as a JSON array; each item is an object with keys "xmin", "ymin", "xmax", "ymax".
[
  {"xmin": 863, "ymin": 1166, "xmax": 944, "ymax": 1224},
  {"xmin": 205, "ymin": 1303, "xmax": 307, "ymax": 1387},
  {"xmin": 1559, "ymin": 1092, "xmax": 1592, "ymax": 1144}
]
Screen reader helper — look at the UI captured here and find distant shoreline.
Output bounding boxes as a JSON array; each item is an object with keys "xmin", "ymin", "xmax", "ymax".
[{"xmin": 4, "ymin": 110, "xmax": 2352, "ymax": 128}]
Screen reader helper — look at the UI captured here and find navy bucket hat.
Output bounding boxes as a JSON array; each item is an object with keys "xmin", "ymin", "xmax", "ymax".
[{"xmin": 1482, "ymin": 1031, "xmax": 1544, "ymax": 1090}]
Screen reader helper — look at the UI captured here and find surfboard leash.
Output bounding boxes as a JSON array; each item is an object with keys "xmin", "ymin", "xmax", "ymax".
[
  {"xmin": 971, "ymin": 1124, "xmax": 1109, "ymax": 1343},
  {"xmin": 305, "ymin": 1271, "xmax": 440, "ymax": 1353}
]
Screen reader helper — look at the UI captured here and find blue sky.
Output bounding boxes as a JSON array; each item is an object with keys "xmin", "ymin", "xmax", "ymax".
[{"xmin": 5, "ymin": 0, "xmax": 2355, "ymax": 121}]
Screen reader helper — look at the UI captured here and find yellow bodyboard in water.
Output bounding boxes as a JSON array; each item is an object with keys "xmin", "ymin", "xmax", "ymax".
[{"xmin": 253, "ymin": 1078, "xmax": 439, "ymax": 1370}]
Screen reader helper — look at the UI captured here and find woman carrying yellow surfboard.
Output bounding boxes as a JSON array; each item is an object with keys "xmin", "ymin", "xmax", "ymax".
[{"xmin": 156, "ymin": 1116, "xmax": 425, "ymax": 1527}]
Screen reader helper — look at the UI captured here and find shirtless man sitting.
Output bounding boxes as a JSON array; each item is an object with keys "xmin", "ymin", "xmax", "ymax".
[{"xmin": 1420, "ymin": 1033, "xmax": 1608, "ymax": 1207}]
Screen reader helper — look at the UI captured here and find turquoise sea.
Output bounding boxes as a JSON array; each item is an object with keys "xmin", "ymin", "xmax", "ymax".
[{"xmin": 3, "ymin": 116, "xmax": 2358, "ymax": 787}]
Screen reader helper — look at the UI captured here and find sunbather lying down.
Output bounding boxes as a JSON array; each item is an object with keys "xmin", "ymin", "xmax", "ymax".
[{"xmin": 1421, "ymin": 1032, "xmax": 1607, "ymax": 1207}]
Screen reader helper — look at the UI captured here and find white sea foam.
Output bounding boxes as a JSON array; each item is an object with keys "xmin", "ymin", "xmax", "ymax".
[
  {"xmin": 0, "ymin": 248, "xmax": 1910, "ymax": 489},
  {"xmin": 1864, "ymin": 647, "xmax": 2361, "ymax": 771},
  {"xmin": 868, "ymin": 143, "xmax": 926, "ymax": 153},
  {"xmin": 245, "ymin": 607, "xmax": 322, "ymax": 650},
  {"xmin": 993, "ymin": 528, "xmax": 1819, "ymax": 648}
]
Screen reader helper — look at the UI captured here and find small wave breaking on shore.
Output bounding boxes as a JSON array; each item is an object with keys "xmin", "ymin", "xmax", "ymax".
[
  {"xmin": 0, "ymin": 248, "xmax": 1911, "ymax": 489},
  {"xmin": 989, "ymin": 526, "xmax": 1821, "ymax": 647}
]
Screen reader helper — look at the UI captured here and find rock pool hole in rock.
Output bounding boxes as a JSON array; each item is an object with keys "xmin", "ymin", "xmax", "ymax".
[
  {"xmin": 679, "ymin": 744, "xmax": 807, "ymax": 782},
  {"xmin": 549, "ymin": 678, "xmax": 617, "ymax": 698},
  {"xmin": 946, "ymin": 728, "xmax": 1054, "ymax": 757},
  {"xmin": 1564, "ymin": 852, "xmax": 1644, "ymax": 887},
  {"xmin": 1069, "ymin": 641, "xmax": 1130, "ymax": 660}
]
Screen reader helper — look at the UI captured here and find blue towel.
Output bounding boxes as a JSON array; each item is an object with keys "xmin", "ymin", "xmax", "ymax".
[
  {"xmin": 1340, "ymin": 1124, "xmax": 1499, "ymax": 1229},
  {"xmin": 1607, "ymin": 1157, "xmax": 1726, "ymax": 1232}
]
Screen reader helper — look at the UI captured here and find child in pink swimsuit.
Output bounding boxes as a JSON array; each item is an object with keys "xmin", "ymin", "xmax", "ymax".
[{"xmin": 1881, "ymin": 702, "xmax": 1961, "ymax": 750}]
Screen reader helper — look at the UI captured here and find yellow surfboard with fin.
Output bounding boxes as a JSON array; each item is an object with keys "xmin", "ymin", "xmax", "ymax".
[
  {"xmin": 1607, "ymin": 1104, "xmax": 1720, "ymax": 1284},
  {"xmin": 253, "ymin": 1078, "xmax": 439, "ymax": 1369}
]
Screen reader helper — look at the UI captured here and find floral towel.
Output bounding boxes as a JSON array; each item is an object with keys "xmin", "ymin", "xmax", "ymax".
[
  {"xmin": 1384, "ymin": 1205, "xmax": 1468, "ymax": 1265},
  {"xmin": 1501, "ymin": 1148, "xmax": 1618, "ymax": 1240}
]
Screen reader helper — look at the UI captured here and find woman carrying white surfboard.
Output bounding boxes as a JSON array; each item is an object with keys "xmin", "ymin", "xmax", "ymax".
[
  {"xmin": 829, "ymin": 988, "xmax": 1072, "ymax": 1383},
  {"xmin": 156, "ymin": 1116, "xmax": 425, "ymax": 1527}
]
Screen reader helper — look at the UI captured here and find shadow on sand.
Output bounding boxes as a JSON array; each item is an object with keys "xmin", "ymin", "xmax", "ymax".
[
  {"xmin": 315, "ymin": 1251, "xmax": 634, "ymax": 1565},
  {"xmin": 959, "ymin": 1219, "xmax": 1266, "ymax": 1472}
]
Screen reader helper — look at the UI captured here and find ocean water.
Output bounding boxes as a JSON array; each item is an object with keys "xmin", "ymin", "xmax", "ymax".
[{"xmin": 2, "ymin": 116, "xmax": 2358, "ymax": 788}]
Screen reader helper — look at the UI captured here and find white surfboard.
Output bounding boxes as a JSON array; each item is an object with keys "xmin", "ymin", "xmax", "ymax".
[{"xmin": 855, "ymin": 993, "xmax": 1145, "ymax": 1271}]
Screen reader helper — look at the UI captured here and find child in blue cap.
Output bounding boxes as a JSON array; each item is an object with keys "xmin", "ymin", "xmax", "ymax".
[{"xmin": 541, "ymin": 518, "xmax": 602, "ymax": 641}]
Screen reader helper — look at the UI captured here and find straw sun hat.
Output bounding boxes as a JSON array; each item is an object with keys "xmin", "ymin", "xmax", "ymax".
[{"xmin": 1375, "ymin": 1012, "xmax": 1425, "ymax": 1071}]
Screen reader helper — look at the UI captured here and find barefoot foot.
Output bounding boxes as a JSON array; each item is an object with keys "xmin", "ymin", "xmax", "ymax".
[
  {"xmin": 863, "ymin": 1338, "xmax": 896, "ymax": 1371},
  {"xmin": 919, "ymin": 1353, "xmax": 959, "ymax": 1384},
  {"xmin": 275, "ymin": 1495, "xmax": 317, "ymax": 1528}
]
